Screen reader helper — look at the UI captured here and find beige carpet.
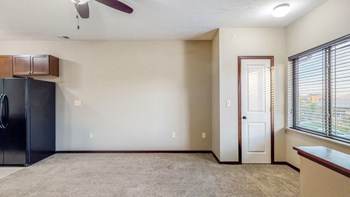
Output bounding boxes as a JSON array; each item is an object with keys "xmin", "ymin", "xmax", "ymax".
[
  {"xmin": 0, "ymin": 153, "xmax": 299, "ymax": 197},
  {"xmin": 0, "ymin": 167, "xmax": 23, "ymax": 179}
]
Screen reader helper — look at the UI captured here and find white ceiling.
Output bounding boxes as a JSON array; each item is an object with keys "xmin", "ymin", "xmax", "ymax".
[{"xmin": 0, "ymin": 0, "xmax": 327, "ymax": 40}]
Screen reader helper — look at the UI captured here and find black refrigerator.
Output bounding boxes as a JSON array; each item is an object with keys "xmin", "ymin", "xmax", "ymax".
[{"xmin": 0, "ymin": 78, "xmax": 55, "ymax": 166}]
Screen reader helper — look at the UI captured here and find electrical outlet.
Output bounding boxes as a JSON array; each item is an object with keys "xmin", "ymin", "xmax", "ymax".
[
  {"xmin": 172, "ymin": 132, "xmax": 176, "ymax": 138},
  {"xmin": 202, "ymin": 133, "xmax": 206, "ymax": 139},
  {"xmin": 89, "ymin": 132, "xmax": 93, "ymax": 139}
]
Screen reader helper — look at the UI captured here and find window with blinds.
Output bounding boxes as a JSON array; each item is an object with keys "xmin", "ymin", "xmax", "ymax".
[
  {"xmin": 288, "ymin": 34, "xmax": 350, "ymax": 143},
  {"xmin": 330, "ymin": 39, "xmax": 350, "ymax": 141}
]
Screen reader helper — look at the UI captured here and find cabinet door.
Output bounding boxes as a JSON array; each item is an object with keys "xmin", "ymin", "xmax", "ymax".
[
  {"xmin": 13, "ymin": 55, "xmax": 31, "ymax": 76},
  {"xmin": 31, "ymin": 55, "xmax": 50, "ymax": 75},
  {"xmin": 0, "ymin": 56, "xmax": 13, "ymax": 78}
]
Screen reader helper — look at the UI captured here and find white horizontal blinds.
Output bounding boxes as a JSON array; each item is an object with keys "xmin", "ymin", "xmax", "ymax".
[
  {"xmin": 294, "ymin": 51, "xmax": 326, "ymax": 133},
  {"xmin": 287, "ymin": 62, "xmax": 293, "ymax": 128},
  {"xmin": 289, "ymin": 34, "xmax": 350, "ymax": 142},
  {"xmin": 330, "ymin": 39, "xmax": 350, "ymax": 140}
]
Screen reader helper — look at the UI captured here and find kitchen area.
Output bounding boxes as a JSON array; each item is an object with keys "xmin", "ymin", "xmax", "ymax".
[{"xmin": 0, "ymin": 55, "xmax": 58, "ymax": 167}]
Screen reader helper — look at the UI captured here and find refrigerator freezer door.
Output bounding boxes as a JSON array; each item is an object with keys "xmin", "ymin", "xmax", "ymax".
[{"xmin": 3, "ymin": 79, "xmax": 27, "ymax": 165}]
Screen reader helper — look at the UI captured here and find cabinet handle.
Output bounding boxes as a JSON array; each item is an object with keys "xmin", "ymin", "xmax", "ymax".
[
  {"xmin": 3, "ymin": 94, "xmax": 8, "ymax": 129},
  {"xmin": 0, "ymin": 94, "xmax": 8, "ymax": 129},
  {"xmin": 0, "ymin": 94, "xmax": 4, "ymax": 129}
]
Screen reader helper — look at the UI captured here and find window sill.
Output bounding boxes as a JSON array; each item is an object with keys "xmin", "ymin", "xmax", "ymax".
[
  {"xmin": 285, "ymin": 128, "xmax": 350, "ymax": 148},
  {"xmin": 293, "ymin": 146, "xmax": 350, "ymax": 178}
]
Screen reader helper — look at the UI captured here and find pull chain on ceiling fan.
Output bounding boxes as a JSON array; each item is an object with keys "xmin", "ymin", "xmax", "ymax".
[{"xmin": 71, "ymin": 0, "xmax": 133, "ymax": 19}]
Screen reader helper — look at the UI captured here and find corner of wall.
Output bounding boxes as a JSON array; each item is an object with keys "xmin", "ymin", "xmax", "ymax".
[{"xmin": 212, "ymin": 31, "xmax": 221, "ymax": 160}]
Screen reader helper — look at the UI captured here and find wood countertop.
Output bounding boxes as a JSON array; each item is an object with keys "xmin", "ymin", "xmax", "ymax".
[{"xmin": 293, "ymin": 146, "xmax": 350, "ymax": 178}]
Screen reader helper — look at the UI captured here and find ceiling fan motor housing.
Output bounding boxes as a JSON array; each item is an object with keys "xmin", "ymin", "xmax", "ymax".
[
  {"xmin": 71, "ymin": 0, "xmax": 90, "ymax": 4},
  {"xmin": 73, "ymin": 0, "xmax": 134, "ymax": 19}
]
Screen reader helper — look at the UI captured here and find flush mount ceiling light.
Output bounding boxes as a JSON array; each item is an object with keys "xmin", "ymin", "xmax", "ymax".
[{"xmin": 272, "ymin": 3, "xmax": 291, "ymax": 18}]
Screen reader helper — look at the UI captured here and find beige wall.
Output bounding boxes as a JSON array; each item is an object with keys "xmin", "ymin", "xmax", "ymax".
[
  {"xmin": 216, "ymin": 28, "xmax": 286, "ymax": 162},
  {"xmin": 286, "ymin": 0, "xmax": 350, "ymax": 168},
  {"xmin": 300, "ymin": 156, "xmax": 350, "ymax": 197},
  {"xmin": 212, "ymin": 31, "xmax": 220, "ymax": 159},
  {"xmin": 0, "ymin": 41, "xmax": 212, "ymax": 151},
  {"xmin": 287, "ymin": 0, "xmax": 350, "ymax": 56}
]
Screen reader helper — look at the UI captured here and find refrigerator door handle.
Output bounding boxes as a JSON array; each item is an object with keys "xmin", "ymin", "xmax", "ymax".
[
  {"xmin": 3, "ymin": 94, "xmax": 9, "ymax": 128},
  {"xmin": 0, "ymin": 94, "xmax": 4, "ymax": 129}
]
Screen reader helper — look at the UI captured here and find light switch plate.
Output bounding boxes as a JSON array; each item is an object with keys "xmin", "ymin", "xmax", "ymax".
[
  {"xmin": 202, "ymin": 133, "xmax": 206, "ymax": 139},
  {"xmin": 74, "ymin": 100, "xmax": 82, "ymax": 106},
  {"xmin": 172, "ymin": 132, "xmax": 176, "ymax": 138},
  {"xmin": 226, "ymin": 100, "xmax": 232, "ymax": 108}
]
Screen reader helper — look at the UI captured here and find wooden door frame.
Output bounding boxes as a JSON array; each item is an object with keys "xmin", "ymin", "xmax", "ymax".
[{"xmin": 238, "ymin": 56, "xmax": 275, "ymax": 164}]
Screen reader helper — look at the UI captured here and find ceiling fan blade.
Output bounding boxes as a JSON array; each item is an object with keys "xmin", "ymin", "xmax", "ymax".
[
  {"xmin": 75, "ymin": 2, "xmax": 90, "ymax": 18},
  {"xmin": 95, "ymin": 0, "xmax": 133, "ymax": 14}
]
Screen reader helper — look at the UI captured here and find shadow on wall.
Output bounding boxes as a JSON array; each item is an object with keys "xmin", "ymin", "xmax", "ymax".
[
  {"xmin": 191, "ymin": 29, "xmax": 218, "ymax": 40},
  {"xmin": 32, "ymin": 58, "xmax": 83, "ymax": 150},
  {"xmin": 55, "ymin": 59, "xmax": 83, "ymax": 150},
  {"xmin": 184, "ymin": 41, "xmax": 212, "ymax": 150},
  {"xmin": 274, "ymin": 62, "xmax": 286, "ymax": 162}
]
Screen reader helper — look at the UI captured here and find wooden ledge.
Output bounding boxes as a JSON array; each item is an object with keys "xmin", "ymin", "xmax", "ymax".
[{"xmin": 293, "ymin": 146, "xmax": 350, "ymax": 178}]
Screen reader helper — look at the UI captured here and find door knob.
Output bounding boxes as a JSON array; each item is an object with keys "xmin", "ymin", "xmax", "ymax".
[{"xmin": 243, "ymin": 116, "xmax": 247, "ymax": 119}]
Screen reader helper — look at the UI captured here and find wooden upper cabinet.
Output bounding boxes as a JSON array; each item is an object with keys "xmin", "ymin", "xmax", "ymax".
[
  {"xmin": 31, "ymin": 55, "xmax": 59, "ymax": 76},
  {"xmin": 13, "ymin": 55, "xmax": 31, "ymax": 76},
  {"xmin": 0, "ymin": 56, "xmax": 13, "ymax": 78},
  {"xmin": 31, "ymin": 55, "xmax": 49, "ymax": 75},
  {"xmin": 13, "ymin": 55, "xmax": 59, "ymax": 77}
]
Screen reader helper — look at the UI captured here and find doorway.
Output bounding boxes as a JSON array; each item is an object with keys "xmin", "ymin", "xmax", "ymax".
[{"xmin": 238, "ymin": 56, "xmax": 274, "ymax": 163}]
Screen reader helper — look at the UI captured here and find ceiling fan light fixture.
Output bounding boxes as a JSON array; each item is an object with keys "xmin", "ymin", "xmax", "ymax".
[
  {"xmin": 272, "ymin": 3, "xmax": 291, "ymax": 18},
  {"xmin": 71, "ymin": 0, "xmax": 134, "ymax": 19},
  {"xmin": 71, "ymin": 0, "xmax": 90, "ymax": 4}
]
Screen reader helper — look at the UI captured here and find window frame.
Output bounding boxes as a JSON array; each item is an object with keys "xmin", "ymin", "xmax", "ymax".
[{"xmin": 289, "ymin": 34, "xmax": 350, "ymax": 144}]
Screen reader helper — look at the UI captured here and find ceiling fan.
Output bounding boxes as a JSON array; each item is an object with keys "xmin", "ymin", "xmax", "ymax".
[{"xmin": 71, "ymin": 0, "xmax": 133, "ymax": 19}]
